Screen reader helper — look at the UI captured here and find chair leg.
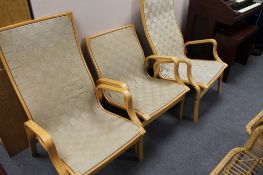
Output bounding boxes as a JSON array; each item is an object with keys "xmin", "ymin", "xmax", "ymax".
[
  {"xmin": 135, "ymin": 137, "xmax": 144, "ymax": 161},
  {"xmin": 218, "ymin": 76, "xmax": 223, "ymax": 94},
  {"xmin": 179, "ymin": 96, "xmax": 185, "ymax": 120},
  {"xmin": 25, "ymin": 127, "xmax": 37, "ymax": 157},
  {"xmin": 194, "ymin": 95, "xmax": 201, "ymax": 124}
]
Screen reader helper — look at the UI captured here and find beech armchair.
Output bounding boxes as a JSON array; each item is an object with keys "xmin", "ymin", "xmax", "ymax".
[
  {"xmin": 0, "ymin": 12, "xmax": 145, "ymax": 175},
  {"xmin": 140, "ymin": 0, "xmax": 228, "ymax": 123},
  {"xmin": 85, "ymin": 25, "xmax": 190, "ymax": 126}
]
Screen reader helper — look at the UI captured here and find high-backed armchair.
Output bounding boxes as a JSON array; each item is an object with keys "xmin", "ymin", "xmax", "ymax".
[
  {"xmin": 85, "ymin": 25, "xmax": 190, "ymax": 126},
  {"xmin": 0, "ymin": 12, "xmax": 145, "ymax": 175},
  {"xmin": 140, "ymin": 0, "xmax": 228, "ymax": 123}
]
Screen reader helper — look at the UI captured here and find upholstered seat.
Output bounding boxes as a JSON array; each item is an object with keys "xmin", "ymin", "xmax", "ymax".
[
  {"xmin": 0, "ymin": 13, "xmax": 145, "ymax": 175},
  {"xmin": 104, "ymin": 77, "xmax": 187, "ymax": 117},
  {"xmin": 140, "ymin": 0, "xmax": 228, "ymax": 123},
  {"xmin": 86, "ymin": 25, "xmax": 190, "ymax": 126}
]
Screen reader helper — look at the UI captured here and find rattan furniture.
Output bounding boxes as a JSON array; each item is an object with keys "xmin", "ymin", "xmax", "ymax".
[
  {"xmin": 85, "ymin": 25, "xmax": 190, "ymax": 126},
  {"xmin": 140, "ymin": 0, "xmax": 228, "ymax": 123},
  {"xmin": 0, "ymin": 12, "xmax": 145, "ymax": 175},
  {"xmin": 247, "ymin": 109, "xmax": 263, "ymax": 135},
  {"xmin": 211, "ymin": 126, "xmax": 263, "ymax": 175}
]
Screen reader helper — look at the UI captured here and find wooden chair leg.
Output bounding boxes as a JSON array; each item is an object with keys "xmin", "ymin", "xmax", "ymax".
[
  {"xmin": 135, "ymin": 137, "xmax": 144, "ymax": 161},
  {"xmin": 179, "ymin": 96, "xmax": 185, "ymax": 120},
  {"xmin": 218, "ymin": 76, "xmax": 223, "ymax": 94},
  {"xmin": 25, "ymin": 127, "xmax": 37, "ymax": 157},
  {"xmin": 194, "ymin": 96, "xmax": 200, "ymax": 124}
]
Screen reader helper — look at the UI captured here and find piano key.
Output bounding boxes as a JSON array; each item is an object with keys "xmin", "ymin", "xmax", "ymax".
[{"xmin": 238, "ymin": 2, "xmax": 262, "ymax": 13}]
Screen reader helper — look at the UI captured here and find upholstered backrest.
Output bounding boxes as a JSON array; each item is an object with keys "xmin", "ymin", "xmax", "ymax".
[
  {"xmin": 142, "ymin": 0, "xmax": 185, "ymax": 58},
  {"xmin": 88, "ymin": 25, "xmax": 147, "ymax": 82},
  {"xmin": 0, "ymin": 14, "xmax": 96, "ymax": 132}
]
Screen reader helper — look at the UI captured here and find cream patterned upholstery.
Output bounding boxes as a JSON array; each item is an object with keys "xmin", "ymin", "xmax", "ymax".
[
  {"xmin": 143, "ymin": 0, "xmax": 226, "ymax": 87},
  {"xmin": 0, "ymin": 16, "xmax": 141, "ymax": 174},
  {"xmin": 88, "ymin": 26, "xmax": 189, "ymax": 118}
]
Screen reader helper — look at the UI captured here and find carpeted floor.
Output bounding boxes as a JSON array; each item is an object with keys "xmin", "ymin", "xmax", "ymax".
[{"xmin": 0, "ymin": 55, "xmax": 263, "ymax": 175}]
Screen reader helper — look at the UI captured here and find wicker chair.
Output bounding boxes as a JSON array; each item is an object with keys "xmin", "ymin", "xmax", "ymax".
[
  {"xmin": 247, "ymin": 110, "xmax": 263, "ymax": 135},
  {"xmin": 140, "ymin": 0, "xmax": 228, "ymax": 123},
  {"xmin": 211, "ymin": 126, "xmax": 263, "ymax": 175},
  {"xmin": 0, "ymin": 12, "xmax": 145, "ymax": 175},
  {"xmin": 85, "ymin": 25, "xmax": 190, "ymax": 126},
  {"xmin": 210, "ymin": 148, "xmax": 262, "ymax": 175}
]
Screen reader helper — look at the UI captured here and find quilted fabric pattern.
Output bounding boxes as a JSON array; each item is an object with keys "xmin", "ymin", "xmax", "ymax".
[
  {"xmin": 160, "ymin": 59, "xmax": 226, "ymax": 86},
  {"xmin": 89, "ymin": 26, "xmax": 187, "ymax": 116},
  {"xmin": 143, "ymin": 0, "xmax": 225, "ymax": 86},
  {"xmin": 0, "ymin": 16, "xmax": 139, "ymax": 174}
]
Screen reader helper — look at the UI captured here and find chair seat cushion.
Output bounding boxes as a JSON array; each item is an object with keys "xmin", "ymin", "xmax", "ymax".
[
  {"xmin": 47, "ymin": 110, "xmax": 140, "ymax": 174},
  {"xmin": 105, "ymin": 77, "xmax": 188, "ymax": 117},
  {"xmin": 160, "ymin": 59, "xmax": 226, "ymax": 88}
]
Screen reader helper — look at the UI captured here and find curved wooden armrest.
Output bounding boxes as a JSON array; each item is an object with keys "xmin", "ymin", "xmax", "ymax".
[
  {"xmin": 244, "ymin": 125, "xmax": 263, "ymax": 150},
  {"xmin": 246, "ymin": 110, "xmax": 263, "ymax": 135},
  {"xmin": 185, "ymin": 39, "xmax": 223, "ymax": 62},
  {"xmin": 145, "ymin": 55, "xmax": 201, "ymax": 95},
  {"xmin": 96, "ymin": 82, "xmax": 143, "ymax": 127},
  {"xmin": 145, "ymin": 55, "xmax": 183, "ymax": 84},
  {"xmin": 24, "ymin": 120, "xmax": 70, "ymax": 175},
  {"xmin": 97, "ymin": 78, "xmax": 128, "ymax": 89}
]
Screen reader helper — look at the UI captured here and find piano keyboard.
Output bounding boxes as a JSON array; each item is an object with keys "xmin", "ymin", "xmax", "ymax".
[{"xmin": 237, "ymin": 2, "xmax": 262, "ymax": 13}]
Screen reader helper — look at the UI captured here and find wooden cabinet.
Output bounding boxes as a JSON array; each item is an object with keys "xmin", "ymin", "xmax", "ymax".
[{"xmin": 0, "ymin": 0, "xmax": 32, "ymax": 156}]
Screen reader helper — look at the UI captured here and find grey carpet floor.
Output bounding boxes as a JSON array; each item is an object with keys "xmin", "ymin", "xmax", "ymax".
[{"xmin": 1, "ymin": 55, "xmax": 263, "ymax": 175}]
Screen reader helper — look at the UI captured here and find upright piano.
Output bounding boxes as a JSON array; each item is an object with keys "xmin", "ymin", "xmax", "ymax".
[{"xmin": 186, "ymin": 0, "xmax": 263, "ymax": 81}]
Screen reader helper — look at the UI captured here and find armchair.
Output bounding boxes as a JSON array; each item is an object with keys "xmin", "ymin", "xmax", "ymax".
[
  {"xmin": 0, "ymin": 12, "xmax": 145, "ymax": 175},
  {"xmin": 85, "ymin": 25, "xmax": 190, "ymax": 126},
  {"xmin": 140, "ymin": 0, "xmax": 228, "ymax": 123}
]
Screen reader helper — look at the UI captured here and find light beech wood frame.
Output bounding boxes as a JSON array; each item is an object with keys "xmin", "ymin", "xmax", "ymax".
[
  {"xmin": 140, "ymin": 0, "xmax": 228, "ymax": 123},
  {"xmin": 0, "ymin": 12, "xmax": 145, "ymax": 175},
  {"xmin": 247, "ymin": 109, "xmax": 263, "ymax": 135},
  {"xmin": 85, "ymin": 25, "xmax": 190, "ymax": 127}
]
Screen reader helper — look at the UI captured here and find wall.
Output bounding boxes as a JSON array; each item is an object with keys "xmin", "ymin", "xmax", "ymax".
[{"xmin": 31, "ymin": 0, "xmax": 189, "ymax": 39}]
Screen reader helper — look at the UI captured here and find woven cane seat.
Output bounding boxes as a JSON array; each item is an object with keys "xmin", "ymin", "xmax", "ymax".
[
  {"xmin": 0, "ymin": 15, "xmax": 141, "ymax": 174},
  {"xmin": 88, "ymin": 26, "xmax": 189, "ymax": 118}
]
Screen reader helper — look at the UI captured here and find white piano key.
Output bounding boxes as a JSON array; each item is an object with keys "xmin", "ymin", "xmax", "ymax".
[{"xmin": 238, "ymin": 2, "xmax": 261, "ymax": 13}]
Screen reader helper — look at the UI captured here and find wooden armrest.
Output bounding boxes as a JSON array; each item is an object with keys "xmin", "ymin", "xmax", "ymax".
[
  {"xmin": 146, "ymin": 55, "xmax": 201, "ymax": 94},
  {"xmin": 246, "ymin": 110, "xmax": 263, "ymax": 135},
  {"xmin": 96, "ymin": 83, "xmax": 143, "ymax": 127},
  {"xmin": 24, "ymin": 120, "xmax": 70, "ymax": 175},
  {"xmin": 244, "ymin": 125, "xmax": 263, "ymax": 150},
  {"xmin": 185, "ymin": 39, "xmax": 223, "ymax": 62},
  {"xmin": 97, "ymin": 78, "xmax": 128, "ymax": 89},
  {"xmin": 145, "ymin": 55, "xmax": 182, "ymax": 83}
]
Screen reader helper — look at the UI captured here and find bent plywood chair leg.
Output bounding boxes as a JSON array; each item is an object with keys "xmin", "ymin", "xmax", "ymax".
[
  {"xmin": 179, "ymin": 96, "xmax": 186, "ymax": 120},
  {"xmin": 218, "ymin": 76, "xmax": 223, "ymax": 94},
  {"xmin": 25, "ymin": 126, "xmax": 37, "ymax": 157},
  {"xmin": 194, "ymin": 95, "xmax": 201, "ymax": 124},
  {"xmin": 135, "ymin": 137, "xmax": 144, "ymax": 161}
]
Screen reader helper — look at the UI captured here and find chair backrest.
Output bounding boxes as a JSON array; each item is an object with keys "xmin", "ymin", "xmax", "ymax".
[
  {"xmin": 87, "ymin": 25, "xmax": 147, "ymax": 82},
  {"xmin": 0, "ymin": 13, "xmax": 96, "ymax": 132},
  {"xmin": 141, "ymin": 0, "xmax": 186, "ymax": 58}
]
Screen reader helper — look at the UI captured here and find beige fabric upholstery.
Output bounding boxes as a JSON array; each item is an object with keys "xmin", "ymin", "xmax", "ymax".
[
  {"xmin": 143, "ymin": 0, "xmax": 225, "ymax": 87},
  {"xmin": 160, "ymin": 59, "xmax": 226, "ymax": 86},
  {"xmin": 89, "ymin": 26, "xmax": 188, "ymax": 117},
  {"xmin": 0, "ymin": 16, "xmax": 140, "ymax": 174}
]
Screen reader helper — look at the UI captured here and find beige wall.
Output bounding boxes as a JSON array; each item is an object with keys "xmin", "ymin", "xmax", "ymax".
[{"xmin": 31, "ymin": 0, "xmax": 189, "ymax": 39}]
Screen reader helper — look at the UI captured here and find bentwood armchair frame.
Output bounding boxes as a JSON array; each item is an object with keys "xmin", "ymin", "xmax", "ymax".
[
  {"xmin": 86, "ymin": 25, "xmax": 190, "ymax": 126},
  {"xmin": 0, "ymin": 12, "xmax": 145, "ymax": 175},
  {"xmin": 140, "ymin": 0, "xmax": 228, "ymax": 123}
]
